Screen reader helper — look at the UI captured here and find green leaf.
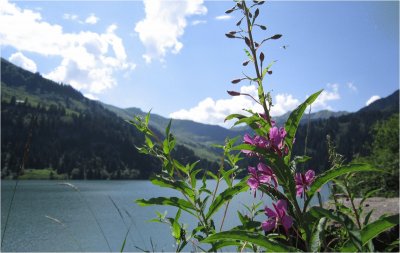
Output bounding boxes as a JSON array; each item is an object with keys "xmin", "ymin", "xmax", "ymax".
[
  {"xmin": 244, "ymin": 49, "xmax": 254, "ymax": 62},
  {"xmin": 205, "ymin": 180, "xmax": 249, "ymax": 220},
  {"xmin": 305, "ymin": 164, "xmax": 382, "ymax": 209},
  {"xmin": 224, "ymin": 113, "xmax": 247, "ymax": 122},
  {"xmin": 308, "ymin": 207, "xmax": 361, "ymax": 250},
  {"xmin": 340, "ymin": 214, "xmax": 399, "ymax": 252},
  {"xmin": 172, "ymin": 209, "xmax": 182, "ymax": 240},
  {"xmin": 165, "ymin": 119, "xmax": 172, "ymax": 137},
  {"xmin": 261, "ymin": 61, "xmax": 276, "ymax": 79},
  {"xmin": 363, "ymin": 210, "xmax": 373, "ymax": 226},
  {"xmin": 120, "ymin": 225, "xmax": 131, "ymax": 253},
  {"xmin": 150, "ymin": 175, "xmax": 194, "ymax": 198},
  {"xmin": 136, "ymin": 197, "xmax": 195, "ymax": 216},
  {"xmin": 145, "ymin": 110, "xmax": 151, "ymax": 126},
  {"xmin": 144, "ymin": 136, "xmax": 154, "ymax": 149},
  {"xmin": 310, "ymin": 217, "xmax": 327, "ymax": 252},
  {"xmin": 284, "ymin": 90, "xmax": 322, "ymax": 155},
  {"xmin": 202, "ymin": 231, "xmax": 298, "ymax": 252}
]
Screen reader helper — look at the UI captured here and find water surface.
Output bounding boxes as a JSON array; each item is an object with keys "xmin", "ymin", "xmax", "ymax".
[{"xmin": 1, "ymin": 180, "xmax": 330, "ymax": 252}]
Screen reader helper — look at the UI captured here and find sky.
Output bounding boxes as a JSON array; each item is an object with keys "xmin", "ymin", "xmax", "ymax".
[{"xmin": 1, "ymin": 0, "xmax": 399, "ymax": 127}]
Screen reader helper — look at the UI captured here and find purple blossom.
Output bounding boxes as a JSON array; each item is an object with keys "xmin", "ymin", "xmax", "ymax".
[
  {"xmin": 262, "ymin": 200, "xmax": 293, "ymax": 233},
  {"xmin": 247, "ymin": 163, "xmax": 278, "ymax": 197},
  {"xmin": 242, "ymin": 134, "xmax": 270, "ymax": 157},
  {"xmin": 295, "ymin": 169, "xmax": 316, "ymax": 197},
  {"xmin": 269, "ymin": 126, "xmax": 287, "ymax": 149}
]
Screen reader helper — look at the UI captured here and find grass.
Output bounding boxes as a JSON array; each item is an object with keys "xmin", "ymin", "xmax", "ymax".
[{"xmin": 18, "ymin": 169, "xmax": 67, "ymax": 180}]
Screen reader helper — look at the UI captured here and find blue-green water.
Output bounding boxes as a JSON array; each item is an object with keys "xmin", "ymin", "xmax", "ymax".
[{"xmin": 1, "ymin": 180, "xmax": 330, "ymax": 252}]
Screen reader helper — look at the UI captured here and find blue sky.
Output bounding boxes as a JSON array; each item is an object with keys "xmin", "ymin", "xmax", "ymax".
[{"xmin": 1, "ymin": 0, "xmax": 398, "ymax": 127}]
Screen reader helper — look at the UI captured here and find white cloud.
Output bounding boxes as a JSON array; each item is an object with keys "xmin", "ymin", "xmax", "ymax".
[
  {"xmin": 84, "ymin": 93, "xmax": 99, "ymax": 100},
  {"xmin": 8, "ymin": 52, "xmax": 37, "ymax": 72},
  {"xmin": 0, "ymin": 0, "xmax": 135, "ymax": 94},
  {"xmin": 134, "ymin": 0, "xmax": 207, "ymax": 63},
  {"xmin": 312, "ymin": 83, "xmax": 340, "ymax": 110},
  {"xmin": 169, "ymin": 85, "xmax": 300, "ymax": 127},
  {"xmin": 191, "ymin": 19, "xmax": 206, "ymax": 26},
  {"xmin": 170, "ymin": 82, "xmax": 343, "ymax": 127},
  {"xmin": 366, "ymin": 95, "xmax": 380, "ymax": 106},
  {"xmin": 85, "ymin": 13, "xmax": 99, "ymax": 24},
  {"xmin": 347, "ymin": 82, "xmax": 357, "ymax": 92},
  {"xmin": 215, "ymin": 15, "xmax": 232, "ymax": 21},
  {"xmin": 63, "ymin": 13, "xmax": 79, "ymax": 21}
]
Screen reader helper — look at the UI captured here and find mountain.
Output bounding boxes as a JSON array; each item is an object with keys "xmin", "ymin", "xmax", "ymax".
[
  {"xmin": 103, "ymin": 104, "xmax": 348, "ymax": 161},
  {"xmin": 103, "ymin": 104, "xmax": 247, "ymax": 161},
  {"xmin": 2, "ymin": 58, "xmax": 398, "ymax": 181},
  {"xmin": 1, "ymin": 58, "xmax": 217, "ymax": 179},
  {"xmin": 358, "ymin": 90, "xmax": 399, "ymax": 114},
  {"xmin": 292, "ymin": 90, "xmax": 399, "ymax": 172}
]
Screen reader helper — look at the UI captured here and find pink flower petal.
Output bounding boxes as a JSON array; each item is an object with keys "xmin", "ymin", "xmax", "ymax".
[
  {"xmin": 305, "ymin": 169, "xmax": 315, "ymax": 184},
  {"xmin": 247, "ymin": 177, "xmax": 259, "ymax": 190},
  {"xmin": 276, "ymin": 200, "xmax": 288, "ymax": 213},
  {"xmin": 265, "ymin": 207, "xmax": 277, "ymax": 218},
  {"xmin": 261, "ymin": 219, "xmax": 276, "ymax": 232},
  {"xmin": 281, "ymin": 214, "xmax": 293, "ymax": 231}
]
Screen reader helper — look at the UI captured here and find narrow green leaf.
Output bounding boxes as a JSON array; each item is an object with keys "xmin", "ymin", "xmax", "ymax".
[
  {"xmin": 145, "ymin": 110, "xmax": 151, "ymax": 126},
  {"xmin": 284, "ymin": 90, "xmax": 323, "ymax": 153},
  {"xmin": 206, "ymin": 180, "xmax": 249, "ymax": 220},
  {"xmin": 340, "ymin": 214, "xmax": 399, "ymax": 252},
  {"xmin": 165, "ymin": 119, "xmax": 172, "ymax": 137},
  {"xmin": 310, "ymin": 217, "xmax": 327, "ymax": 252},
  {"xmin": 308, "ymin": 207, "xmax": 361, "ymax": 251},
  {"xmin": 363, "ymin": 210, "xmax": 374, "ymax": 226},
  {"xmin": 145, "ymin": 136, "xmax": 154, "ymax": 149},
  {"xmin": 202, "ymin": 230, "xmax": 298, "ymax": 252},
  {"xmin": 172, "ymin": 209, "xmax": 182, "ymax": 240},
  {"xmin": 136, "ymin": 197, "xmax": 195, "ymax": 215},
  {"xmin": 244, "ymin": 49, "xmax": 254, "ymax": 62},
  {"xmin": 305, "ymin": 164, "xmax": 382, "ymax": 208},
  {"xmin": 150, "ymin": 175, "xmax": 194, "ymax": 198}
]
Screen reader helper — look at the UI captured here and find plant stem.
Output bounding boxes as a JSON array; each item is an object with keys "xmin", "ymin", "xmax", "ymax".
[
  {"xmin": 243, "ymin": 1, "xmax": 272, "ymax": 126},
  {"xmin": 219, "ymin": 201, "xmax": 231, "ymax": 231},
  {"xmin": 344, "ymin": 178, "xmax": 362, "ymax": 229}
]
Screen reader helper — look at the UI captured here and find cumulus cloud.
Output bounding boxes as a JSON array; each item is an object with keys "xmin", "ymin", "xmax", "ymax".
[
  {"xmin": 170, "ymin": 82, "xmax": 343, "ymax": 127},
  {"xmin": 0, "ymin": 0, "xmax": 135, "ymax": 94},
  {"xmin": 169, "ymin": 85, "xmax": 301, "ymax": 127},
  {"xmin": 312, "ymin": 83, "xmax": 340, "ymax": 110},
  {"xmin": 85, "ymin": 13, "xmax": 99, "ymax": 24},
  {"xmin": 366, "ymin": 95, "xmax": 381, "ymax": 106},
  {"xmin": 8, "ymin": 52, "xmax": 37, "ymax": 72},
  {"xmin": 215, "ymin": 15, "xmax": 232, "ymax": 20},
  {"xmin": 134, "ymin": 0, "xmax": 207, "ymax": 63},
  {"xmin": 347, "ymin": 82, "xmax": 357, "ymax": 92}
]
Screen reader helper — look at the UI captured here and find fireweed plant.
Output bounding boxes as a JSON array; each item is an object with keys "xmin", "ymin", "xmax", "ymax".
[{"xmin": 131, "ymin": 1, "xmax": 398, "ymax": 252}]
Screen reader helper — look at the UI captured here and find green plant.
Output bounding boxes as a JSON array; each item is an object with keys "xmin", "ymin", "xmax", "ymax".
[{"xmin": 130, "ymin": 1, "xmax": 399, "ymax": 251}]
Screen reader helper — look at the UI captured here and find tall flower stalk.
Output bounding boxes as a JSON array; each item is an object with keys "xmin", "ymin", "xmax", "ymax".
[{"xmin": 131, "ymin": 1, "xmax": 398, "ymax": 252}]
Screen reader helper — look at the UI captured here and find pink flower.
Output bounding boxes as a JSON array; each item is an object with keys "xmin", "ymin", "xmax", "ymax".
[
  {"xmin": 262, "ymin": 200, "xmax": 293, "ymax": 233},
  {"xmin": 295, "ymin": 169, "xmax": 315, "ymax": 197},
  {"xmin": 242, "ymin": 134, "xmax": 270, "ymax": 157},
  {"xmin": 247, "ymin": 163, "xmax": 278, "ymax": 197},
  {"xmin": 257, "ymin": 163, "xmax": 278, "ymax": 188},
  {"xmin": 269, "ymin": 126, "xmax": 287, "ymax": 149}
]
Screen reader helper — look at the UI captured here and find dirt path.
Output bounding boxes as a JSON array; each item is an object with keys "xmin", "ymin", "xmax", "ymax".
[{"xmin": 324, "ymin": 197, "xmax": 399, "ymax": 222}]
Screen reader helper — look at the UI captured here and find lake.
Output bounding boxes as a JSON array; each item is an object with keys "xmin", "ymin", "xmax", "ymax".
[{"xmin": 1, "ymin": 180, "xmax": 330, "ymax": 252}]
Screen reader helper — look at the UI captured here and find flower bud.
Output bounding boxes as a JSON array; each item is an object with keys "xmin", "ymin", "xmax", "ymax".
[
  {"xmin": 227, "ymin": 90, "xmax": 241, "ymax": 96},
  {"xmin": 231, "ymin": 79, "xmax": 242, "ymax": 84}
]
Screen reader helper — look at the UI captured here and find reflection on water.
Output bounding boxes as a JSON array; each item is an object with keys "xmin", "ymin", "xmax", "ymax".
[{"xmin": 1, "ymin": 180, "xmax": 330, "ymax": 252}]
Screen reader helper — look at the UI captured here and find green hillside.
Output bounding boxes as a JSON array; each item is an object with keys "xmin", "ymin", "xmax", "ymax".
[{"xmin": 1, "ymin": 58, "xmax": 217, "ymax": 179}]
